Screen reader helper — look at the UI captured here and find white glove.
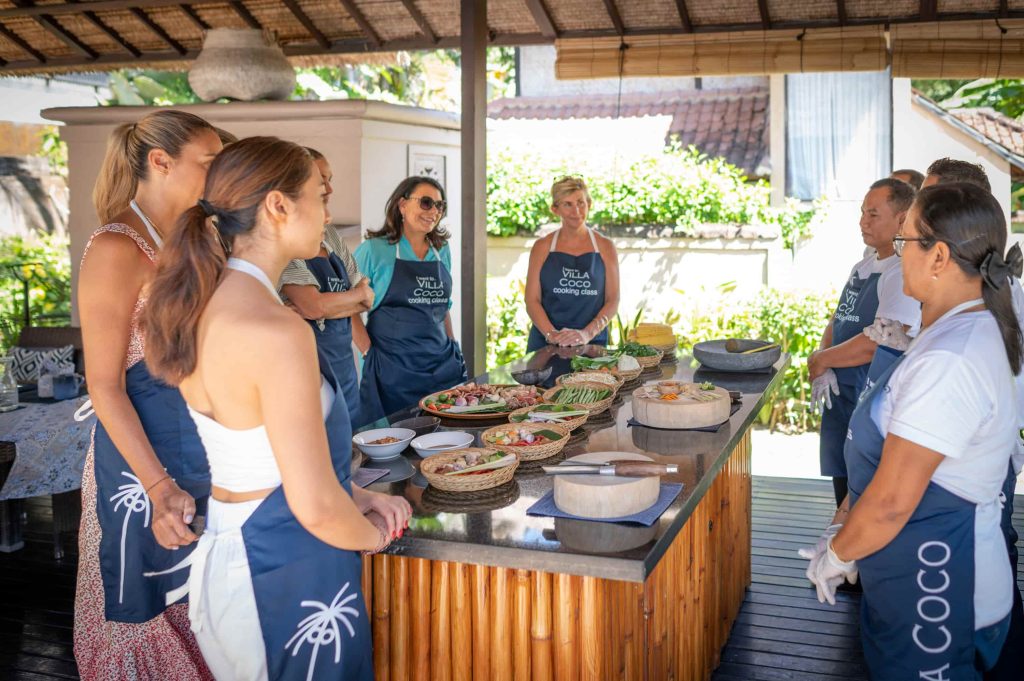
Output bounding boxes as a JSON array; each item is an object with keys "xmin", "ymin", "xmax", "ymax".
[
  {"xmin": 863, "ymin": 318, "xmax": 911, "ymax": 351},
  {"xmin": 810, "ymin": 369, "xmax": 840, "ymax": 412},
  {"xmin": 797, "ymin": 523, "xmax": 843, "ymax": 564},
  {"xmin": 807, "ymin": 537, "xmax": 858, "ymax": 605}
]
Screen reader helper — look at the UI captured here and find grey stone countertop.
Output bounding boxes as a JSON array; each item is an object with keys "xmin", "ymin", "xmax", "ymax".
[{"xmin": 359, "ymin": 345, "xmax": 790, "ymax": 583}]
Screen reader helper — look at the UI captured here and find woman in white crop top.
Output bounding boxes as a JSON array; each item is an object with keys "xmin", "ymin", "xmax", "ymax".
[{"xmin": 143, "ymin": 137, "xmax": 411, "ymax": 681}]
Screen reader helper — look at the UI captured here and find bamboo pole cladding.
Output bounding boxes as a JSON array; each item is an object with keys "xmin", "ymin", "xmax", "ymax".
[
  {"xmin": 554, "ymin": 27, "xmax": 887, "ymax": 79},
  {"xmin": 363, "ymin": 432, "xmax": 752, "ymax": 681},
  {"xmin": 892, "ymin": 19, "xmax": 1024, "ymax": 78}
]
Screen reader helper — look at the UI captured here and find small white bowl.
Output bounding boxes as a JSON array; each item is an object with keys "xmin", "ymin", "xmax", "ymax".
[
  {"xmin": 410, "ymin": 431, "xmax": 475, "ymax": 458},
  {"xmin": 352, "ymin": 428, "xmax": 415, "ymax": 461}
]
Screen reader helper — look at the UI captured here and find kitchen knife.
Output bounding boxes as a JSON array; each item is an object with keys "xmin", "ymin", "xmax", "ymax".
[{"xmin": 543, "ymin": 462, "xmax": 678, "ymax": 476}]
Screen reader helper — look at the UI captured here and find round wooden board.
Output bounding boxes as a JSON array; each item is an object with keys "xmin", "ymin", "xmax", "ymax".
[
  {"xmin": 553, "ymin": 451, "xmax": 660, "ymax": 519},
  {"xmin": 631, "ymin": 384, "xmax": 731, "ymax": 430}
]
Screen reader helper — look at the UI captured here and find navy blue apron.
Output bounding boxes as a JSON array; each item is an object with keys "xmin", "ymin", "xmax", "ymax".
[
  {"xmin": 359, "ymin": 243, "xmax": 467, "ymax": 424},
  {"xmin": 304, "ymin": 250, "xmax": 362, "ymax": 429},
  {"xmin": 819, "ymin": 269, "xmax": 881, "ymax": 478},
  {"xmin": 527, "ymin": 229, "xmax": 607, "ymax": 352},
  {"xmin": 845, "ymin": 350, "xmax": 1009, "ymax": 679},
  {"xmin": 241, "ymin": 347, "xmax": 372, "ymax": 681},
  {"xmin": 94, "ymin": 360, "xmax": 211, "ymax": 623},
  {"xmin": 860, "ymin": 344, "xmax": 903, "ymax": 399}
]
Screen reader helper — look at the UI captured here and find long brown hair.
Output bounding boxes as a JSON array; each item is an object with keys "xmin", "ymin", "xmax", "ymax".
[
  {"xmin": 93, "ymin": 110, "xmax": 215, "ymax": 224},
  {"xmin": 913, "ymin": 183, "xmax": 1023, "ymax": 374},
  {"xmin": 365, "ymin": 176, "xmax": 450, "ymax": 250},
  {"xmin": 143, "ymin": 137, "xmax": 315, "ymax": 385}
]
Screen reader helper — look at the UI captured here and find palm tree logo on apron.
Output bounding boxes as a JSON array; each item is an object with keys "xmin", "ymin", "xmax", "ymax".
[
  {"xmin": 285, "ymin": 582, "xmax": 361, "ymax": 681},
  {"xmin": 108, "ymin": 471, "xmax": 151, "ymax": 603}
]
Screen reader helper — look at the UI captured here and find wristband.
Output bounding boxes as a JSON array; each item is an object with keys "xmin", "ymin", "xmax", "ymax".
[{"xmin": 145, "ymin": 474, "xmax": 171, "ymax": 496}]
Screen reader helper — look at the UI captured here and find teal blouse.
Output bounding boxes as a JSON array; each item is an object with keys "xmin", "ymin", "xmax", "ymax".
[{"xmin": 353, "ymin": 235, "xmax": 454, "ymax": 312}]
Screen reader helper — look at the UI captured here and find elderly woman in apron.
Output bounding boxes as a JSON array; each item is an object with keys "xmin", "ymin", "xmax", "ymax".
[
  {"xmin": 809, "ymin": 178, "xmax": 920, "ymax": 506},
  {"xmin": 802, "ymin": 183, "xmax": 1021, "ymax": 680},
  {"xmin": 354, "ymin": 176, "xmax": 467, "ymax": 424},
  {"xmin": 525, "ymin": 175, "xmax": 620, "ymax": 352},
  {"xmin": 280, "ymin": 148, "xmax": 373, "ymax": 428},
  {"xmin": 76, "ymin": 110, "xmax": 221, "ymax": 679},
  {"xmin": 143, "ymin": 137, "xmax": 412, "ymax": 680}
]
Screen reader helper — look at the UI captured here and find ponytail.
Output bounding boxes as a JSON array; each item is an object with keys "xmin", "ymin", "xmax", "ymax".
[
  {"xmin": 143, "ymin": 137, "xmax": 315, "ymax": 386},
  {"xmin": 93, "ymin": 123, "xmax": 140, "ymax": 225},
  {"xmin": 979, "ymin": 243, "xmax": 1024, "ymax": 375},
  {"xmin": 92, "ymin": 110, "xmax": 215, "ymax": 225},
  {"xmin": 143, "ymin": 205, "xmax": 226, "ymax": 385}
]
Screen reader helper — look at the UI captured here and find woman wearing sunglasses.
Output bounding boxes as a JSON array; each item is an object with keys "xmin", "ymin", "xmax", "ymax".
[
  {"xmin": 801, "ymin": 183, "xmax": 1021, "ymax": 680},
  {"xmin": 525, "ymin": 175, "xmax": 620, "ymax": 351},
  {"xmin": 354, "ymin": 176, "xmax": 467, "ymax": 424}
]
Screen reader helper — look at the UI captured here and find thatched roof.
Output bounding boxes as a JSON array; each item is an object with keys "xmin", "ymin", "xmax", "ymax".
[{"xmin": 0, "ymin": 0, "xmax": 1023, "ymax": 76}]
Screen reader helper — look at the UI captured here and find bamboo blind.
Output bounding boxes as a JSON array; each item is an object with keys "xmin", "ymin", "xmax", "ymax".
[
  {"xmin": 555, "ymin": 27, "xmax": 888, "ymax": 79},
  {"xmin": 892, "ymin": 19, "xmax": 1024, "ymax": 78}
]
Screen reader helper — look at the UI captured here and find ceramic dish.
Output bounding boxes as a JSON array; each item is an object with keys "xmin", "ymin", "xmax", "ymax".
[
  {"xmin": 352, "ymin": 427, "xmax": 415, "ymax": 461},
  {"xmin": 411, "ymin": 431, "xmax": 476, "ymax": 457}
]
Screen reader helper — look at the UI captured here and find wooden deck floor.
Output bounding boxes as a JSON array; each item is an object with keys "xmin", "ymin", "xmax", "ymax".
[{"xmin": 2, "ymin": 477, "xmax": 1021, "ymax": 680}]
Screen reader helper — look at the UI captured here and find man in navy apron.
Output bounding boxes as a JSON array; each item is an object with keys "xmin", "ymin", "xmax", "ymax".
[
  {"xmin": 359, "ymin": 243, "xmax": 466, "ymax": 424},
  {"xmin": 809, "ymin": 178, "xmax": 919, "ymax": 505}
]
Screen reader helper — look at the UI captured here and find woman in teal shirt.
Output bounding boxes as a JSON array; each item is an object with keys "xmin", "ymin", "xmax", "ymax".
[{"xmin": 354, "ymin": 176, "xmax": 467, "ymax": 423}]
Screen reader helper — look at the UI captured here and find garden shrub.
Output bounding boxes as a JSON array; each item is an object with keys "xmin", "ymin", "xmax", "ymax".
[{"xmin": 0, "ymin": 235, "xmax": 72, "ymax": 352}]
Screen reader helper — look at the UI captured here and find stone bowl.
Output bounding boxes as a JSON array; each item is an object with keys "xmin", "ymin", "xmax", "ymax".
[{"xmin": 692, "ymin": 339, "xmax": 780, "ymax": 373}]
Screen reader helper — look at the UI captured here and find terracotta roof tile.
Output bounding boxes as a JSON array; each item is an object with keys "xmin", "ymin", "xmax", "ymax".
[
  {"xmin": 947, "ymin": 107, "xmax": 1024, "ymax": 159},
  {"xmin": 487, "ymin": 86, "xmax": 770, "ymax": 178}
]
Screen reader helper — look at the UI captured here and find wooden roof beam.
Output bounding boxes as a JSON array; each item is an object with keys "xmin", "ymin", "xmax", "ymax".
[
  {"xmin": 338, "ymin": 0, "xmax": 381, "ymax": 47},
  {"xmin": 281, "ymin": 0, "xmax": 329, "ymax": 49},
  {"xmin": 67, "ymin": 0, "xmax": 142, "ymax": 56},
  {"xmin": 399, "ymin": 0, "xmax": 435, "ymax": 43},
  {"xmin": 11, "ymin": 0, "xmax": 98, "ymax": 59},
  {"xmin": 0, "ymin": 22, "xmax": 46, "ymax": 62},
  {"xmin": 524, "ymin": 0, "xmax": 557, "ymax": 39},
  {"xmin": 757, "ymin": 0, "xmax": 771, "ymax": 29},
  {"xmin": 228, "ymin": 0, "xmax": 262, "ymax": 29},
  {"xmin": 837, "ymin": 0, "xmax": 847, "ymax": 26},
  {"xmin": 179, "ymin": 4, "xmax": 210, "ymax": 31},
  {"xmin": 1000, "ymin": 0, "xmax": 1009, "ymax": 18},
  {"xmin": 673, "ymin": 0, "xmax": 693, "ymax": 33},
  {"xmin": 129, "ymin": 7, "xmax": 187, "ymax": 54},
  {"xmin": 920, "ymin": 0, "xmax": 937, "ymax": 22},
  {"xmin": 602, "ymin": 0, "xmax": 624, "ymax": 36}
]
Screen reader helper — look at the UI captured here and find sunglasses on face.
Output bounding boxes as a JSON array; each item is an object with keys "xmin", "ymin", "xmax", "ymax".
[
  {"xmin": 407, "ymin": 195, "xmax": 447, "ymax": 214},
  {"xmin": 892, "ymin": 235, "xmax": 931, "ymax": 257}
]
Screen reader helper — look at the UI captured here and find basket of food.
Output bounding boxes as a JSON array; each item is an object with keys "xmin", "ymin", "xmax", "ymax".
[
  {"xmin": 419, "ymin": 383, "xmax": 542, "ymax": 420},
  {"xmin": 613, "ymin": 354, "xmax": 643, "ymax": 382},
  {"xmin": 508, "ymin": 403, "xmax": 590, "ymax": 431},
  {"xmin": 556, "ymin": 370, "xmax": 624, "ymax": 394},
  {"xmin": 618, "ymin": 341, "xmax": 664, "ymax": 369},
  {"xmin": 419, "ymin": 448, "xmax": 519, "ymax": 493},
  {"xmin": 481, "ymin": 422, "xmax": 570, "ymax": 462},
  {"xmin": 542, "ymin": 381, "xmax": 615, "ymax": 416}
]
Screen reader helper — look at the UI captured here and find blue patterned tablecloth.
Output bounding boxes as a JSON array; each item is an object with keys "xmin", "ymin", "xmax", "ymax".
[{"xmin": 0, "ymin": 397, "xmax": 95, "ymax": 500}]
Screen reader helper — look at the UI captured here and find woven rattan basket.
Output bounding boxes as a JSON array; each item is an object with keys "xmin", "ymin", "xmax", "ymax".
[
  {"xmin": 613, "ymin": 365, "xmax": 643, "ymax": 382},
  {"xmin": 556, "ymin": 371, "xmax": 624, "ymax": 395},
  {"xmin": 543, "ymin": 382, "xmax": 615, "ymax": 416},
  {"xmin": 508, "ymin": 404, "xmax": 589, "ymax": 432},
  {"xmin": 480, "ymin": 422, "xmax": 570, "ymax": 462},
  {"xmin": 419, "ymin": 448, "xmax": 518, "ymax": 493},
  {"xmin": 633, "ymin": 349, "xmax": 665, "ymax": 369}
]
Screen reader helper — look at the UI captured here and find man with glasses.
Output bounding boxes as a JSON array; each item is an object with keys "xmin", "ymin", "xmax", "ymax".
[{"xmin": 809, "ymin": 178, "xmax": 920, "ymax": 507}]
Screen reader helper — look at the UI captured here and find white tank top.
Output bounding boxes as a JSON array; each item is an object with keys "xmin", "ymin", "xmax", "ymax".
[{"xmin": 188, "ymin": 378, "xmax": 335, "ymax": 493}]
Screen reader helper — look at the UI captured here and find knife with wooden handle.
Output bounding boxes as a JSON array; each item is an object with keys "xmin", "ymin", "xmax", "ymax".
[{"xmin": 543, "ymin": 462, "xmax": 678, "ymax": 476}]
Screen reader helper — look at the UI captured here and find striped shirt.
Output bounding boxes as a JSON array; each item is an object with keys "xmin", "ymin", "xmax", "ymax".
[{"xmin": 278, "ymin": 226, "xmax": 363, "ymax": 297}]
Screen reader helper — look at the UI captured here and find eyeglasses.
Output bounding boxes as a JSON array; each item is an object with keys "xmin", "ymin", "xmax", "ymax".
[
  {"xmin": 407, "ymin": 195, "xmax": 447, "ymax": 214},
  {"xmin": 892, "ymin": 235, "xmax": 932, "ymax": 257}
]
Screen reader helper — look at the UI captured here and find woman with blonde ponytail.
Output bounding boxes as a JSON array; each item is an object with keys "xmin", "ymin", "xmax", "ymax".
[
  {"xmin": 144, "ymin": 137, "xmax": 409, "ymax": 679},
  {"xmin": 75, "ymin": 109, "xmax": 220, "ymax": 679}
]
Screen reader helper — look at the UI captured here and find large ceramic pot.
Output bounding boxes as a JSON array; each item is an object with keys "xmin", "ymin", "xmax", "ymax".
[{"xmin": 189, "ymin": 29, "xmax": 296, "ymax": 102}]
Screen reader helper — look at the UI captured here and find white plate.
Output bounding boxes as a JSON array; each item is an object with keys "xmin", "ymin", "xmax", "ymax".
[
  {"xmin": 411, "ymin": 431, "xmax": 475, "ymax": 458},
  {"xmin": 352, "ymin": 427, "xmax": 415, "ymax": 460}
]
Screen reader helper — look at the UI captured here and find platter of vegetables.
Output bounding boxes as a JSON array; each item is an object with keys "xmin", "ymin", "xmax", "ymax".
[
  {"xmin": 556, "ymin": 371, "xmax": 624, "ymax": 394},
  {"xmin": 542, "ymin": 381, "xmax": 615, "ymax": 416},
  {"xmin": 420, "ymin": 382, "xmax": 542, "ymax": 420},
  {"xmin": 482, "ymin": 422, "xmax": 570, "ymax": 461},
  {"xmin": 419, "ymin": 448, "xmax": 519, "ymax": 492}
]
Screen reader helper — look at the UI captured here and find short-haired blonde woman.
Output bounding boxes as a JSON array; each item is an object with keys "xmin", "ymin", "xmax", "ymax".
[{"xmin": 525, "ymin": 176, "xmax": 620, "ymax": 351}]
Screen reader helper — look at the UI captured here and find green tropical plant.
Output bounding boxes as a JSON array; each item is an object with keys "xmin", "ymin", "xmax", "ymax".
[
  {"xmin": 940, "ymin": 78, "xmax": 1024, "ymax": 119},
  {"xmin": 485, "ymin": 279, "xmax": 531, "ymax": 369},
  {"xmin": 0, "ymin": 235, "xmax": 73, "ymax": 352}
]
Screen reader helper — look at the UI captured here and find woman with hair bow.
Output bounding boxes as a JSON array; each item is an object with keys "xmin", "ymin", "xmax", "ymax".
[{"xmin": 802, "ymin": 183, "xmax": 1022, "ymax": 680}]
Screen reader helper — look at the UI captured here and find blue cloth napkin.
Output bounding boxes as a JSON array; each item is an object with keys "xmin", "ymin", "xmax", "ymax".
[{"xmin": 526, "ymin": 482, "xmax": 683, "ymax": 526}]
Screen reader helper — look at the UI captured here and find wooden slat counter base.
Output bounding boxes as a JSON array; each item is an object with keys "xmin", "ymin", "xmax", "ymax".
[{"xmin": 364, "ymin": 431, "xmax": 751, "ymax": 681}]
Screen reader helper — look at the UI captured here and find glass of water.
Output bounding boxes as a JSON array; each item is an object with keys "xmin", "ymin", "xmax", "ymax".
[{"xmin": 0, "ymin": 357, "xmax": 18, "ymax": 411}]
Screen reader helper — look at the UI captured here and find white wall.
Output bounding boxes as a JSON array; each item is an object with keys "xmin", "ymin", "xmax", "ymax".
[{"xmin": 0, "ymin": 76, "xmax": 107, "ymax": 125}]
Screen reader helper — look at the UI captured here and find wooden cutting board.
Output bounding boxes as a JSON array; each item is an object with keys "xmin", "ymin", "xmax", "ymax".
[
  {"xmin": 553, "ymin": 451, "xmax": 660, "ymax": 519},
  {"xmin": 631, "ymin": 384, "xmax": 731, "ymax": 429}
]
